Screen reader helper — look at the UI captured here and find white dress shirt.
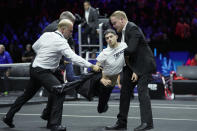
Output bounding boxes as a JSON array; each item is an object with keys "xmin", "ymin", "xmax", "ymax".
[
  {"xmin": 121, "ymin": 21, "xmax": 128, "ymax": 42},
  {"xmin": 85, "ymin": 8, "xmax": 90, "ymax": 24},
  {"xmin": 32, "ymin": 30, "xmax": 92, "ymax": 70}
]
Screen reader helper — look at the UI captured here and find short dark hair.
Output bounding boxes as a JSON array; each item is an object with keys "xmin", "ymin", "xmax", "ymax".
[
  {"xmin": 104, "ymin": 29, "xmax": 117, "ymax": 36},
  {"xmin": 84, "ymin": 0, "xmax": 90, "ymax": 4}
]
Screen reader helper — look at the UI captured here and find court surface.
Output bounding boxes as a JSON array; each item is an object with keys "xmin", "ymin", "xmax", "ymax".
[{"xmin": 0, "ymin": 96, "xmax": 197, "ymax": 131}]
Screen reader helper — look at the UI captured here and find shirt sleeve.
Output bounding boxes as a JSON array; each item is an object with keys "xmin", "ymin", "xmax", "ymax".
[
  {"xmin": 96, "ymin": 51, "xmax": 106, "ymax": 65},
  {"xmin": 32, "ymin": 39, "xmax": 40, "ymax": 54},
  {"xmin": 61, "ymin": 43, "xmax": 92, "ymax": 68}
]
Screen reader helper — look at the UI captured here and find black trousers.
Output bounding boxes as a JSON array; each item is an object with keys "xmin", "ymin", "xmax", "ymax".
[
  {"xmin": 97, "ymin": 82, "xmax": 114, "ymax": 113},
  {"xmin": 82, "ymin": 24, "xmax": 97, "ymax": 45},
  {"xmin": 117, "ymin": 66, "xmax": 153, "ymax": 126},
  {"xmin": 42, "ymin": 68, "xmax": 64, "ymax": 120},
  {"xmin": 5, "ymin": 67, "xmax": 65, "ymax": 127}
]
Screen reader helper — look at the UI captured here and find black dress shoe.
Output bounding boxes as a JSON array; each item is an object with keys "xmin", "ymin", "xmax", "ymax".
[
  {"xmin": 40, "ymin": 111, "xmax": 49, "ymax": 120},
  {"xmin": 134, "ymin": 123, "xmax": 153, "ymax": 131},
  {"xmin": 2, "ymin": 116, "xmax": 15, "ymax": 128},
  {"xmin": 97, "ymin": 104, "xmax": 108, "ymax": 113},
  {"xmin": 105, "ymin": 123, "xmax": 127, "ymax": 130},
  {"xmin": 48, "ymin": 125, "xmax": 67, "ymax": 131}
]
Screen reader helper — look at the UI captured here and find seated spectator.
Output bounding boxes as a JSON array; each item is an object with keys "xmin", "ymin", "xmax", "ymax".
[
  {"xmin": 22, "ymin": 44, "xmax": 35, "ymax": 62},
  {"xmin": 185, "ymin": 53, "xmax": 197, "ymax": 66},
  {"xmin": 0, "ymin": 44, "xmax": 13, "ymax": 96}
]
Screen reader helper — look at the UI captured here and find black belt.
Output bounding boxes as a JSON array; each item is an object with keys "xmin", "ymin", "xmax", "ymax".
[{"xmin": 32, "ymin": 67, "xmax": 56, "ymax": 73}]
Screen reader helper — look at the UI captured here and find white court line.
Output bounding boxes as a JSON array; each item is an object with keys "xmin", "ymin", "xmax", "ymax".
[
  {"xmin": 62, "ymin": 103, "xmax": 197, "ymax": 110},
  {"xmin": 1, "ymin": 100, "xmax": 196, "ymax": 107},
  {"xmin": 64, "ymin": 101, "xmax": 197, "ymax": 107},
  {"xmin": 0, "ymin": 113, "xmax": 197, "ymax": 122},
  {"xmin": 0, "ymin": 63, "xmax": 30, "ymax": 67}
]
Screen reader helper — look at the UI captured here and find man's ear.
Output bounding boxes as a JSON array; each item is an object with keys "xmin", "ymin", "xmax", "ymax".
[
  {"xmin": 61, "ymin": 27, "xmax": 66, "ymax": 34},
  {"xmin": 120, "ymin": 17, "xmax": 124, "ymax": 23}
]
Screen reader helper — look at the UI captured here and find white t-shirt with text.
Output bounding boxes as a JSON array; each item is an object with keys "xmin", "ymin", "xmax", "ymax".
[{"xmin": 96, "ymin": 42, "xmax": 127, "ymax": 76}]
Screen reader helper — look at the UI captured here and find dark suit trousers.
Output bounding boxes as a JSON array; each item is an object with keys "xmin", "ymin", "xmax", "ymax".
[
  {"xmin": 97, "ymin": 83, "xmax": 114, "ymax": 113},
  {"xmin": 82, "ymin": 24, "xmax": 97, "ymax": 45},
  {"xmin": 6, "ymin": 67, "xmax": 65, "ymax": 126},
  {"xmin": 117, "ymin": 66, "xmax": 153, "ymax": 125},
  {"xmin": 42, "ymin": 68, "xmax": 65, "ymax": 120}
]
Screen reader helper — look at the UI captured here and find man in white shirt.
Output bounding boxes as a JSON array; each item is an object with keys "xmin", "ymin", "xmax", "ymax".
[
  {"xmin": 2, "ymin": 19, "xmax": 100, "ymax": 131},
  {"xmin": 95, "ymin": 29, "xmax": 127, "ymax": 113}
]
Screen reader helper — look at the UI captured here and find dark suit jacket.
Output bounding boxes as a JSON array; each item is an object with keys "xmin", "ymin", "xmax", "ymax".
[
  {"xmin": 84, "ymin": 7, "xmax": 99, "ymax": 29},
  {"xmin": 42, "ymin": 20, "xmax": 59, "ymax": 34},
  {"xmin": 124, "ymin": 22, "xmax": 156, "ymax": 76}
]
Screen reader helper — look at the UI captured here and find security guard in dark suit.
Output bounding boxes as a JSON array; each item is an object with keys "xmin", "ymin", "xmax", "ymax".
[
  {"xmin": 106, "ymin": 11, "xmax": 156, "ymax": 131},
  {"xmin": 82, "ymin": 0, "xmax": 99, "ymax": 45}
]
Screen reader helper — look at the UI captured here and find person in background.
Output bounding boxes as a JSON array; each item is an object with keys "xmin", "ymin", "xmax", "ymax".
[
  {"xmin": 21, "ymin": 44, "xmax": 35, "ymax": 62},
  {"xmin": 0, "ymin": 44, "xmax": 13, "ymax": 96},
  {"xmin": 81, "ymin": 0, "xmax": 99, "ymax": 46}
]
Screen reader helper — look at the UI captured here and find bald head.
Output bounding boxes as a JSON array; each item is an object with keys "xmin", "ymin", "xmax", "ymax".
[
  {"xmin": 58, "ymin": 19, "xmax": 73, "ymax": 29},
  {"xmin": 58, "ymin": 19, "xmax": 73, "ymax": 39}
]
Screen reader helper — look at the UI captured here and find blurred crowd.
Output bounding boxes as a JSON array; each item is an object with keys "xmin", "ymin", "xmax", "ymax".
[{"xmin": 0, "ymin": 0, "xmax": 197, "ymax": 63}]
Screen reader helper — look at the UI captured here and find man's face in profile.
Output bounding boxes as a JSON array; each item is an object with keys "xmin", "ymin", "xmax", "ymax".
[{"xmin": 110, "ymin": 16, "xmax": 124, "ymax": 33}]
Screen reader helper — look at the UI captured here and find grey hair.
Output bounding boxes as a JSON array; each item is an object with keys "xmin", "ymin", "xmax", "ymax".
[{"xmin": 59, "ymin": 11, "xmax": 76, "ymax": 23}]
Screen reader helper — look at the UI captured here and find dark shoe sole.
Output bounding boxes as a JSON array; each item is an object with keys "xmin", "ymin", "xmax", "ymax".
[
  {"xmin": 97, "ymin": 105, "xmax": 108, "ymax": 113},
  {"xmin": 47, "ymin": 125, "xmax": 67, "ymax": 131},
  {"xmin": 105, "ymin": 127, "xmax": 127, "ymax": 130},
  {"xmin": 40, "ymin": 115, "xmax": 49, "ymax": 120},
  {"xmin": 134, "ymin": 126, "xmax": 153, "ymax": 131},
  {"xmin": 2, "ymin": 116, "xmax": 15, "ymax": 128},
  {"xmin": 145, "ymin": 126, "xmax": 154, "ymax": 130}
]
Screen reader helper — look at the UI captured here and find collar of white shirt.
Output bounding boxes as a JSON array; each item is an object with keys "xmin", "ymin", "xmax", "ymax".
[
  {"xmin": 55, "ymin": 30, "xmax": 64, "ymax": 38},
  {"xmin": 121, "ymin": 21, "xmax": 128, "ymax": 42}
]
